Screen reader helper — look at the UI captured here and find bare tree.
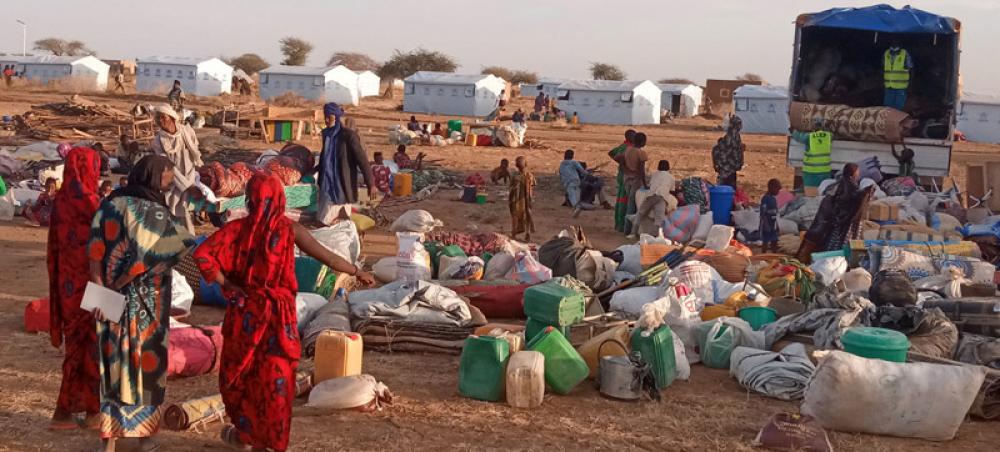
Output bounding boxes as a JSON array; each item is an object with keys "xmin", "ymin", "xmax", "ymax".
[
  {"xmin": 327, "ymin": 52, "xmax": 380, "ymax": 71},
  {"xmin": 279, "ymin": 37, "xmax": 313, "ymax": 66},
  {"xmin": 33, "ymin": 38, "xmax": 94, "ymax": 56},
  {"xmin": 735, "ymin": 73, "xmax": 765, "ymax": 82},
  {"xmin": 226, "ymin": 53, "xmax": 269, "ymax": 75},
  {"xmin": 590, "ymin": 62, "xmax": 626, "ymax": 81},
  {"xmin": 378, "ymin": 48, "xmax": 458, "ymax": 98},
  {"xmin": 658, "ymin": 77, "xmax": 696, "ymax": 85},
  {"xmin": 480, "ymin": 66, "xmax": 513, "ymax": 81}
]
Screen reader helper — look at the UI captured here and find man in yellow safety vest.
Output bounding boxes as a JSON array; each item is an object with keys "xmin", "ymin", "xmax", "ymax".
[
  {"xmin": 883, "ymin": 45, "xmax": 912, "ymax": 111},
  {"xmin": 792, "ymin": 129, "xmax": 832, "ymax": 188}
]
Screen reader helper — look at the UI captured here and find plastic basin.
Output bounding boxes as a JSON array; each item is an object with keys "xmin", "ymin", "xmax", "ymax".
[
  {"xmin": 841, "ymin": 326, "xmax": 910, "ymax": 362},
  {"xmin": 738, "ymin": 306, "xmax": 778, "ymax": 330}
]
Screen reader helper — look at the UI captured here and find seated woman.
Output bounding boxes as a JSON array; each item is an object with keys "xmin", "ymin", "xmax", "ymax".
[
  {"xmin": 24, "ymin": 177, "xmax": 58, "ymax": 227},
  {"xmin": 796, "ymin": 162, "xmax": 873, "ymax": 262},
  {"xmin": 406, "ymin": 116, "xmax": 421, "ymax": 132},
  {"xmin": 194, "ymin": 174, "xmax": 373, "ymax": 452}
]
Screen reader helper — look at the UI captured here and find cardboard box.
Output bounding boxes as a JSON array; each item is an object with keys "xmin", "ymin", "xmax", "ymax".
[
  {"xmin": 803, "ymin": 186, "xmax": 819, "ymax": 197},
  {"xmin": 868, "ymin": 203, "xmax": 899, "ymax": 221}
]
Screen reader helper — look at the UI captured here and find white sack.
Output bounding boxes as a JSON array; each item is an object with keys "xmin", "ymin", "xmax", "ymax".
[
  {"xmin": 484, "ymin": 251, "xmax": 515, "ymax": 280},
  {"xmin": 170, "ymin": 270, "xmax": 194, "ymax": 318},
  {"xmin": 801, "ymin": 351, "xmax": 984, "ymax": 441},
  {"xmin": 309, "ymin": 220, "xmax": 361, "ymax": 264},
  {"xmin": 306, "ymin": 374, "xmax": 392, "ymax": 411},
  {"xmin": 390, "ymin": 209, "xmax": 443, "ymax": 234}
]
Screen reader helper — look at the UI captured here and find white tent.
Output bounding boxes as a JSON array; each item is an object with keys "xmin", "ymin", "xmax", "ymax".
[
  {"xmin": 555, "ymin": 80, "xmax": 661, "ymax": 125},
  {"xmin": 356, "ymin": 70, "xmax": 381, "ymax": 97},
  {"xmin": 403, "ymin": 72, "xmax": 505, "ymax": 117},
  {"xmin": 9, "ymin": 55, "xmax": 109, "ymax": 91},
  {"xmin": 657, "ymin": 83, "xmax": 703, "ymax": 117},
  {"xmin": 520, "ymin": 77, "xmax": 568, "ymax": 98},
  {"xmin": 259, "ymin": 65, "xmax": 359, "ymax": 105},
  {"xmin": 136, "ymin": 56, "xmax": 233, "ymax": 97},
  {"xmin": 733, "ymin": 85, "xmax": 789, "ymax": 134},
  {"xmin": 958, "ymin": 93, "xmax": 1000, "ymax": 144}
]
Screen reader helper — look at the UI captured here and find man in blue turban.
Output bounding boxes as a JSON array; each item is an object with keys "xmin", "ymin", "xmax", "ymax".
[{"xmin": 316, "ymin": 102, "xmax": 374, "ymax": 225}]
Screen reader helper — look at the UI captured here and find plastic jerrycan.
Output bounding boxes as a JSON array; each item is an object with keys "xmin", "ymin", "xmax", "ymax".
[
  {"xmin": 631, "ymin": 325, "xmax": 677, "ymax": 390},
  {"xmin": 313, "ymin": 331, "xmax": 364, "ymax": 383},
  {"xmin": 527, "ymin": 327, "xmax": 589, "ymax": 395},
  {"xmin": 459, "ymin": 335, "xmax": 510, "ymax": 402}
]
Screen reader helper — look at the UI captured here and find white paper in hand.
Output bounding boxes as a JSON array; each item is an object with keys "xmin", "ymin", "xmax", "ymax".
[{"xmin": 81, "ymin": 282, "xmax": 127, "ymax": 324}]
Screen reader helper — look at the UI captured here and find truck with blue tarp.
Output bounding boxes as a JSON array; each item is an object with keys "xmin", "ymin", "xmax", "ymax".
[{"xmin": 786, "ymin": 4, "xmax": 961, "ymax": 184}]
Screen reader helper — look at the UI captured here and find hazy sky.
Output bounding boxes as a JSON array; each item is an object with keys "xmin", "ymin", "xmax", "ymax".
[{"xmin": 4, "ymin": 0, "xmax": 999, "ymax": 91}]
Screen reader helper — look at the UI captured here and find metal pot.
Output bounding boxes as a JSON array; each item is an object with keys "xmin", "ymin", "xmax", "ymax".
[{"xmin": 596, "ymin": 339, "xmax": 646, "ymax": 401}]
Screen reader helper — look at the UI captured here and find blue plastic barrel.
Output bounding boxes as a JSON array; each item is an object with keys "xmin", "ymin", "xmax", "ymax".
[{"xmin": 709, "ymin": 185, "xmax": 735, "ymax": 226}]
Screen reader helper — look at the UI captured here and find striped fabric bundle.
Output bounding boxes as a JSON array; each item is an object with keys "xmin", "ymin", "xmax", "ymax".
[{"xmin": 163, "ymin": 394, "xmax": 225, "ymax": 431}]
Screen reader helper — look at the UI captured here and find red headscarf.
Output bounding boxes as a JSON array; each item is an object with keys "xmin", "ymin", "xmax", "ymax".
[
  {"xmin": 48, "ymin": 147, "xmax": 102, "ymax": 346},
  {"xmin": 194, "ymin": 173, "xmax": 300, "ymax": 385}
]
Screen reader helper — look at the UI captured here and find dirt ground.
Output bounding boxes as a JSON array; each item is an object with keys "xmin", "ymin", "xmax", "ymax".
[{"xmin": 2, "ymin": 85, "xmax": 1000, "ymax": 451}]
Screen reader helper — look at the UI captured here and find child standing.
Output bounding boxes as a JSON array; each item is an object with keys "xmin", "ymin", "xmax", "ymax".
[
  {"xmin": 759, "ymin": 178, "xmax": 781, "ymax": 253},
  {"xmin": 508, "ymin": 156, "xmax": 535, "ymax": 241},
  {"xmin": 370, "ymin": 152, "xmax": 392, "ymax": 195}
]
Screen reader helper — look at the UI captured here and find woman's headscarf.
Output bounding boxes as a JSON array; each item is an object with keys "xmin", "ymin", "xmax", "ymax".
[
  {"xmin": 318, "ymin": 102, "xmax": 346, "ymax": 204},
  {"xmin": 225, "ymin": 174, "xmax": 293, "ymax": 285},
  {"xmin": 48, "ymin": 147, "xmax": 101, "ymax": 347},
  {"xmin": 108, "ymin": 154, "xmax": 173, "ymax": 206}
]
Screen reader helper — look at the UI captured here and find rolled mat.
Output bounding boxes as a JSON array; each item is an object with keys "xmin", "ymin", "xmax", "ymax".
[{"xmin": 163, "ymin": 394, "xmax": 225, "ymax": 431}]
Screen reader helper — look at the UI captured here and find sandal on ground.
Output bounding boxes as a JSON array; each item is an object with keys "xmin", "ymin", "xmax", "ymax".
[
  {"xmin": 221, "ymin": 424, "xmax": 250, "ymax": 450},
  {"xmin": 48, "ymin": 418, "xmax": 80, "ymax": 431}
]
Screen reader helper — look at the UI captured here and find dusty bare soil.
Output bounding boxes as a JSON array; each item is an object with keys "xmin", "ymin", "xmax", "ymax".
[{"xmin": 2, "ymin": 85, "xmax": 1000, "ymax": 451}]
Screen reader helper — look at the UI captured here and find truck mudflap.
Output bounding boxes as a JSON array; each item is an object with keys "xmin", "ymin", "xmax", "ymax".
[{"xmin": 787, "ymin": 137, "xmax": 952, "ymax": 178}]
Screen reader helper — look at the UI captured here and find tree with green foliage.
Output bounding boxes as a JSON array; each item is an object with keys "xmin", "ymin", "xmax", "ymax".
[
  {"xmin": 378, "ymin": 48, "xmax": 458, "ymax": 98},
  {"xmin": 226, "ymin": 53, "xmax": 269, "ymax": 75},
  {"xmin": 590, "ymin": 62, "xmax": 626, "ymax": 81},
  {"xmin": 279, "ymin": 37, "xmax": 313, "ymax": 66},
  {"xmin": 327, "ymin": 52, "xmax": 380, "ymax": 71},
  {"xmin": 735, "ymin": 73, "xmax": 764, "ymax": 82},
  {"xmin": 509, "ymin": 70, "xmax": 539, "ymax": 85},
  {"xmin": 658, "ymin": 77, "xmax": 695, "ymax": 85},
  {"xmin": 480, "ymin": 66, "xmax": 513, "ymax": 81}
]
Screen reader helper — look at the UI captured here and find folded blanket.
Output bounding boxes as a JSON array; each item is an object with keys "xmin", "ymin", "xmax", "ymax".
[{"xmin": 730, "ymin": 343, "xmax": 815, "ymax": 401}]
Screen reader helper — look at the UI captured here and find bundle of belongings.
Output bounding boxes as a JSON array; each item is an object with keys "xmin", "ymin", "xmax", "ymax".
[
  {"xmin": 347, "ymin": 280, "xmax": 487, "ymax": 354},
  {"xmin": 789, "ymin": 101, "xmax": 917, "ymax": 142}
]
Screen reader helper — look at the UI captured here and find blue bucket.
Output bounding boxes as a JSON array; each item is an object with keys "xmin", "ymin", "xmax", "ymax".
[{"xmin": 709, "ymin": 185, "xmax": 735, "ymax": 226}]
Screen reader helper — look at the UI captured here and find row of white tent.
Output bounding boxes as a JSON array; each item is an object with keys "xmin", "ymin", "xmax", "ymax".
[
  {"xmin": 0, "ymin": 55, "xmax": 383, "ymax": 105},
  {"xmin": 401, "ymin": 72, "xmax": 708, "ymax": 125}
]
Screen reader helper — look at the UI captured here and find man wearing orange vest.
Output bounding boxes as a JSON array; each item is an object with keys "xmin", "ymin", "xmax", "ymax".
[{"xmin": 883, "ymin": 43, "xmax": 912, "ymax": 111}]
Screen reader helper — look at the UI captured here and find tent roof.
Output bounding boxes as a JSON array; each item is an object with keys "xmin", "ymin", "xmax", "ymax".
[
  {"xmin": 12, "ymin": 55, "xmax": 95, "ymax": 65},
  {"xmin": 734, "ymin": 85, "xmax": 788, "ymax": 99},
  {"xmin": 358, "ymin": 70, "xmax": 379, "ymax": 77},
  {"xmin": 559, "ymin": 80, "xmax": 651, "ymax": 92},
  {"xmin": 137, "ymin": 56, "xmax": 224, "ymax": 66},
  {"xmin": 657, "ymin": 83, "xmax": 700, "ymax": 93},
  {"xmin": 962, "ymin": 92, "xmax": 1000, "ymax": 106},
  {"xmin": 261, "ymin": 65, "xmax": 335, "ymax": 76},
  {"xmin": 405, "ymin": 71, "xmax": 497, "ymax": 85},
  {"xmin": 799, "ymin": 4, "xmax": 958, "ymax": 34}
]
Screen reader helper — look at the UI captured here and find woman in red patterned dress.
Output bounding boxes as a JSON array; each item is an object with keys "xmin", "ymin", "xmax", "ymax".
[
  {"xmin": 47, "ymin": 147, "xmax": 102, "ymax": 430},
  {"xmin": 194, "ymin": 174, "xmax": 373, "ymax": 451}
]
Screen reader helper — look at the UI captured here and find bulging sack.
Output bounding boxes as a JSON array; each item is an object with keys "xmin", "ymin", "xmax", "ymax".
[
  {"xmin": 389, "ymin": 209, "xmax": 443, "ymax": 234},
  {"xmin": 306, "ymin": 374, "xmax": 394, "ymax": 412},
  {"xmin": 801, "ymin": 351, "xmax": 985, "ymax": 441}
]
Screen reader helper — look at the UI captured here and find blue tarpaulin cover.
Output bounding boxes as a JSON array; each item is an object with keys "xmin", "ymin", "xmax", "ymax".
[{"xmin": 801, "ymin": 4, "xmax": 957, "ymax": 34}]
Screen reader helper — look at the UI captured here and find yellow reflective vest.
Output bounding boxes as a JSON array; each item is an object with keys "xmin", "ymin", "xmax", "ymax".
[
  {"xmin": 884, "ymin": 49, "xmax": 910, "ymax": 90},
  {"xmin": 804, "ymin": 131, "xmax": 832, "ymax": 174}
]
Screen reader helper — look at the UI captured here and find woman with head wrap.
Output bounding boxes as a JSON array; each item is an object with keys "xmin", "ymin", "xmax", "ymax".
[
  {"xmin": 194, "ymin": 174, "xmax": 373, "ymax": 451},
  {"xmin": 796, "ymin": 163, "xmax": 874, "ymax": 262},
  {"xmin": 47, "ymin": 147, "xmax": 102, "ymax": 431},
  {"xmin": 316, "ymin": 102, "xmax": 375, "ymax": 225},
  {"xmin": 712, "ymin": 115, "xmax": 745, "ymax": 188},
  {"xmin": 88, "ymin": 155, "xmax": 195, "ymax": 451},
  {"xmin": 151, "ymin": 104, "xmax": 203, "ymax": 234}
]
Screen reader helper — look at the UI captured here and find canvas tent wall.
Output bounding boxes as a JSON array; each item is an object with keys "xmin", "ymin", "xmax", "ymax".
[
  {"xmin": 259, "ymin": 65, "xmax": 359, "ymax": 105},
  {"xmin": 136, "ymin": 56, "xmax": 233, "ymax": 97},
  {"xmin": 555, "ymin": 80, "xmax": 660, "ymax": 125},
  {"xmin": 403, "ymin": 72, "xmax": 505, "ymax": 117},
  {"xmin": 356, "ymin": 71, "xmax": 381, "ymax": 97},
  {"xmin": 958, "ymin": 93, "xmax": 1000, "ymax": 144},
  {"xmin": 520, "ymin": 78, "xmax": 568, "ymax": 98},
  {"xmin": 658, "ymin": 83, "xmax": 703, "ymax": 117},
  {"xmin": 733, "ymin": 85, "xmax": 790, "ymax": 134},
  {"xmin": 12, "ymin": 55, "xmax": 109, "ymax": 90}
]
